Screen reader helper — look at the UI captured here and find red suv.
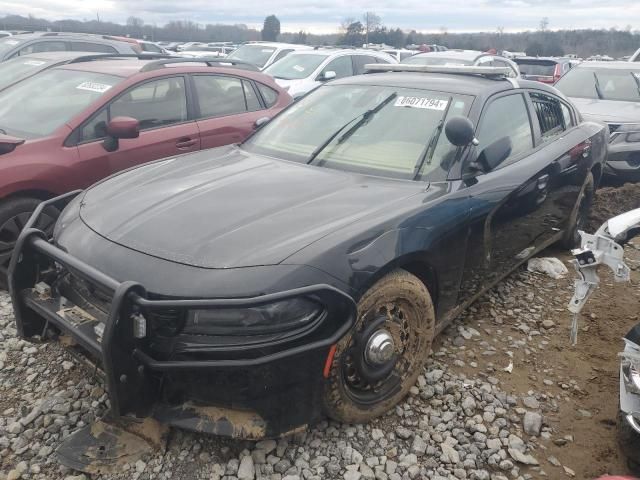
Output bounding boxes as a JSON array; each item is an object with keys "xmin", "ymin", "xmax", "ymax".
[{"xmin": 0, "ymin": 56, "xmax": 292, "ymax": 283}]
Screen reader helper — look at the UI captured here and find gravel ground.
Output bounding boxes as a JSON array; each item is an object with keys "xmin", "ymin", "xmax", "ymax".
[
  {"xmin": 1, "ymin": 184, "xmax": 640, "ymax": 480},
  {"xmin": 0, "ymin": 268, "xmax": 614, "ymax": 480}
]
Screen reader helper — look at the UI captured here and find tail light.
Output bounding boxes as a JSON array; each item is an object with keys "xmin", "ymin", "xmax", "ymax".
[{"xmin": 553, "ymin": 64, "xmax": 562, "ymax": 83}]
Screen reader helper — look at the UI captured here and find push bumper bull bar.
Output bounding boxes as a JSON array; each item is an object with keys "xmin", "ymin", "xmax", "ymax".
[{"xmin": 8, "ymin": 192, "xmax": 357, "ymax": 435}]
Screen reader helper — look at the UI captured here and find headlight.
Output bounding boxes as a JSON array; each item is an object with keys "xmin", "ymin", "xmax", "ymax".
[
  {"xmin": 622, "ymin": 358, "xmax": 640, "ymax": 394},
  {"xmin": 183, "ymin": 297, "xmax": 323, "ymax": 336},
  {"xmin": 610, "ymin": 124, "xmax": 640, "ymax": 143}
]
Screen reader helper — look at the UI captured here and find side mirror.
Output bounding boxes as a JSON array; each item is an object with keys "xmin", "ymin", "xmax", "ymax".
[
  {"xmin": 321, "ymin": 70, "xmax": 337, "ymax": 81},
  {"xmin": 473, "ymin": 136, "xmax": 512, "ymax": 173},
  {"xmin": 102, "ymin": 116, "xmax": 140, "ymax": 152},
  {"xmin": 107, "ymin": 117, "xmax": 140, "ymax": 139},
  {"xmin": 445, "ymin": 116, "xmax": 477, "ymax": 147}
]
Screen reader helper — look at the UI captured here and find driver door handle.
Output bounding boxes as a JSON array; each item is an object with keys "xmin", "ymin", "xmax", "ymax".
[{"xmin": 176, "ymin": 137, "xmax": 197, "ymax": 149}]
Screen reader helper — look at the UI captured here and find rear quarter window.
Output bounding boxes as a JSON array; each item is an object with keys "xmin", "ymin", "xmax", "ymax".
[{"xmin": 257, "ymin": 83, "xmax": 279, "ymax": 108}]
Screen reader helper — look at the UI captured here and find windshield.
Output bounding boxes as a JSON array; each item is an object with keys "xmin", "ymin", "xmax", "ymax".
[
  {"xmin": 243, "ymin": 84, "xmax": 473, "ymax": 181},
  {"xmin": 264, "ymin": 53, "xmax": 328, "ymax": 80},
  {"xmin": 555, "ymin": 67, "xmax": 640, "ymax": 102},
  {"xmin": 516, "ymin": 61, "xmax": 556, "ymax": 76},
  {"xmin": 0, "ymin": 68, "xmax": 121, "ymax": 139},
  {"xmin": 226, "ymin": 45, "xmax": 276, "ymax": 68},
  {"xmin": 0, "ymin": 56, "xmax": 53, "ymax": 91},
  {"xmin": 406, "ymin": 55, "xmax": 474, "ymax": 66}
]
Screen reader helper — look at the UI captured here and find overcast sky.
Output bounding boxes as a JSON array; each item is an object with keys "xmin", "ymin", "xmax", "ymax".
[{"xmin": 0, "ymin": 0, "xmax": 637, "ymax": 34}]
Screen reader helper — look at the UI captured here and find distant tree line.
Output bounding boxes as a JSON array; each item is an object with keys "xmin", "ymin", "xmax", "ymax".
[{"xmin": 1, "ymin": 13, "xmax": 639, "ymax": 58}]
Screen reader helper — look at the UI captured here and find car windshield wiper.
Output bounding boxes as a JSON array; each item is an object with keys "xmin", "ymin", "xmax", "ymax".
[
  {"xmin": 593, "ymin": 72, "xmax": 604, "ymax": 100},
  {"xmin": 307, "ymin": 92, "xmax": 397, "ymax": 165},
  {"xmin": 412, "ymin": 97, "xmax": 452, "ymax": 180},
  {"xmin": 0, "ymin": 128, "xmax": 6, "ymax": 135}
]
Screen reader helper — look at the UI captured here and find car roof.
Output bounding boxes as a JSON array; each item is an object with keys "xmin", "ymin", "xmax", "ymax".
[
  {"xmin": 575, "ymin": 61, "xmax": 640, "ymax": 70},
  {"xmin": 332, "ymin": 70, "xmax": 562, "ymax": 98},
  {"xmin": 514, "ymin": 56, "xmax": 568, "ymax": 63},
  {"xmin": 284, "ymin": 49, "xmax": 392, "ymax": 57},
  {"xmin": 412, "ymin": 50, "xmax": 485, "ymax": 61},
  {"xmin": 14, "ymin": 51, "xmax": 99, "ymax": 61},
  {"xmin": 55, "ymin": 58, "xmax": 268, "ymax": 79},
  {"xmin": 243, "ymin": 42, "xmax": 311, "ymax": 49}
]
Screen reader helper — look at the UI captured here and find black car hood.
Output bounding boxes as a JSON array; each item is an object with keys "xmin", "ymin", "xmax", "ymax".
[
  {"xmin": 569, "ymin": 97, "xmax": 640, "ymax": 123},
  {"xmin": 79, "ymin": 147, "xmax": 425, "ymax": 269}
]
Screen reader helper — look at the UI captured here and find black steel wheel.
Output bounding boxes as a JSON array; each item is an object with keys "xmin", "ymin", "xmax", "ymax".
[
  {"xmin": 0, "ymin": 198, "xmax": 58, "ymax": 289},
  {"xmin": 323, "ymin": 269, "xmax": 435, "ymax": 423}
]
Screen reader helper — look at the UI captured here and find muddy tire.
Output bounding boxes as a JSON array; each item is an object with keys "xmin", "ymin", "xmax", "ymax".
[
  {"xmin": 561, "ymin": 172, "xmax": 594, "ymax": 250},
  {"xmin": 617, "ymin": 409, "xmax": 640, "ymax": 475},
  {"xmin": 0, "ymin": 198, "xmax": 58, "ymax": 290},
  {"xmin": 322, "ymin": 269, "xmax": 435, "ymax": 423}
]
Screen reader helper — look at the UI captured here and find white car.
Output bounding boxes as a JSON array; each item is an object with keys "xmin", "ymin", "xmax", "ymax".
[
  {"xmin": 177, "ymin": 42, "xmax": 207, "ymax": 52},
  {"xmin": 177, "ymin": 46, "xmax": 234, "ymax": 58},
  {"xmin": 225, "ymin": 42, "xmax": 313, "ymax": 70},
  {"xmin": 381, "ymin": 49, "xmax": 416, "ymax": 62},
  {"xmin": 264, "ymin": 49, "xmax": 397, "ymax": 99},
  {"xmin": 406, "ymin": 50, "xmax": 520, "ymax": 78}
]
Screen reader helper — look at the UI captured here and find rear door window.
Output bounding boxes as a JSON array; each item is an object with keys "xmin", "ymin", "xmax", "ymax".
[
  {"xmin": 530, "ymin": 92, "xmax": 565, "ymax": 140},
  {"xmin": 193, "ymin": 75, "xmax": 248, "ymax": 118},
  {"xmin": 320, "ymin": 56, "xmax": 353, "ymax": 80},
  {"xmin": 18, "ymin": 41, "xmax": 67, "ymax": 55},
  {"xmin": 352, "ymin": 55, "xmax": 384, "ymax": 75},
  {"xmin": 70, "ymin": 42, "xmax": 118, "ymax": 53},
  {"xmin": 477, "ymin": 93, "xmax": 533, "ymax": 166}
]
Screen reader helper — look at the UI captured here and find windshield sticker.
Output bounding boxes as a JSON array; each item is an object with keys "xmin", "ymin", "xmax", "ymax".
[
  {"xmin": 293, "ymin": 65, "xmax": 305, "ymax": 72},
  {"xmin": 262, "ymin": 49, "xmax": 274, "ymax": 53},
  {"xmin": 76, "ymin": 82, "xmax": 113, "ymax": 93},
  {"xmin": 22, "ymin": 60, "xmax": 46, "ymax": 66},
  {"xmin": 2, "ymin": 40, "xmax": 19, "ymax": 46},
  {"xmin": 394, "ymin": 96, "xmax": 449, "ymax": 110}
]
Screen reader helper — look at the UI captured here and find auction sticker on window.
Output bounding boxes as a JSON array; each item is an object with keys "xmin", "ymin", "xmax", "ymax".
[
  {"xmin": 23, "ymin": 60, "xmax": 45, "ymax": 66},
  {"xmin": 76, "ymin": 81, "xmax": 112, "ymax": 93},
  {"xmin": 394, "ymin": 96, "xmax": 448, "ymax": 110},
  {"xmin": 2, "ymin": 40, "xmax": 19, "ymax": 46}
]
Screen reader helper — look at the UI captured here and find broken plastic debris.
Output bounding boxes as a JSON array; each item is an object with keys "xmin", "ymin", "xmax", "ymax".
[
  {"xmin": 527, "ymin": 257, "xmax": 569, "ymax": 279},
  {"xmin": 503, "ymin": 361, "xmax": 514, "ymax": 373}
]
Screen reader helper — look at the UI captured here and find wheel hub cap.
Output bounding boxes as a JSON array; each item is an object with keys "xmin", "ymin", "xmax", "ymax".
[{"xmin": 365, "ymin": 330, "xmax": 395, "ymax": 366}]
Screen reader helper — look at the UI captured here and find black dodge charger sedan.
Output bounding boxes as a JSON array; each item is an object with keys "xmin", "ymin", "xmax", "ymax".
[{"xmin": 9, "ymin": 65, "xmax": 607, "ymax": 439}]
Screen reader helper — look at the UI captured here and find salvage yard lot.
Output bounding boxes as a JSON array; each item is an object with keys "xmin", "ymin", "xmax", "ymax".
[{"xmin": 1, "ymin": 184, "xmax": 640, "ymax": 480}]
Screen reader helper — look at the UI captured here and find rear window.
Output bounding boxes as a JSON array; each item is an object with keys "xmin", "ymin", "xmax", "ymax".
[
  {"xmin": 226, "ymin": 45, "xmax": 276, "ymax": 69},
  {"xmin": 515, "ymin": 60, "xmax": 556, "ymax": 77},
  {"xmin": 0, "ymin": 56, "xmax": 54, "ymax": 91},
  {"xmin": 257, "ymin": 83, "xmax": 279, "ymax": 107}
]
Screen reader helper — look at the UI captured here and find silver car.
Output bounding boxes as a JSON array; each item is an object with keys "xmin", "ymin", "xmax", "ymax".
[
  {"xmin": 264, "ymin": 49, "xmax": 397, "ymax": 99},
  {"xmin": 0, "ymin": 32, "xmax": 138, "ymax": 61},
  {"xmin": 406, "ymin": 50, "xmax": 520, "ymax": 78}
]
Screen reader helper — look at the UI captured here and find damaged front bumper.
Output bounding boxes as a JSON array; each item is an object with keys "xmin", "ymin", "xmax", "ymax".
[{"xmin": 8, "ymin": 193, "xmax": 357, "ymax": 439}]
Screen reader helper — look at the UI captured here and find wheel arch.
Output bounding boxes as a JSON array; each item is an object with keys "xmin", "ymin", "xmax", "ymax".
[
  {"xmin": 5, "ymin": 189, "xmax": 57, "ymax": 202},
  {"xmin": 356, "ymin": 253, "xmax": 440, "ymax": 311}
]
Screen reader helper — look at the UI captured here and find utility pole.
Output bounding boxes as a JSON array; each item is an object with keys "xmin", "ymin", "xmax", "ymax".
[{"xmin": 365, "ymin": 12, "xmax": 369, "ymax": 47}]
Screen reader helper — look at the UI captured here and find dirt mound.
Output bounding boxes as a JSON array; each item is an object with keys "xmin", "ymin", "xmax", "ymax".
[{"xmin": 588, "ymin": 183, "xmax": 640, "ymax": 231}]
